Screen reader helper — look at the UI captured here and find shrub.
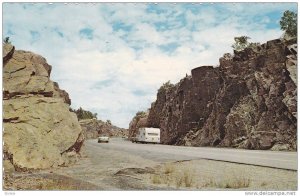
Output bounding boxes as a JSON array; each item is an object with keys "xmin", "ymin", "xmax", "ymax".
[
  {"xmin": 150, "ymin": 163, "xmax": 195, "ymax": 188},
  {"xmin": 158, "ymin": 80, "xmax": 174, "ymax": 92},
  {"xmin": 232, "ymin": 36, "xmax": 261, "ymax": 52},
  {"xmin": 106, "ymin": 120, "xmax": 111, "ymax": 125},
  {"xmin": 71, "ymin": 107, "xmax": 98, "ymax": 120},
  {"xmin": 183, "ymin": 169, "xmax": 194, "ymax": 187},
  {"xmin": 3, "ymin": 37, "xmax": 11, "ymax": 44},
  {"xmin": 151, "ymin": 174, "xmax": 162, "ymax": 184},
  {"xmin": 232, "ymin": 36, "xmax": 251, "ymax": 51},
  {"xmin": 205, "ymin": 175, "xmax": 251, "ymax": 189},
  {"xmin": 164, "ymin": 163, "xmax": 175, "ymax": 174},
  {"xmin": 136, "ymin": 111, "xmax": 146, "ymax": 117},
  {"xmin": 248, "ymin": 42, "xmax": 260, "ymax": 49},
  {"xmin": 175, "ymin": 175, "xmax": 184, "ymax": 188}
]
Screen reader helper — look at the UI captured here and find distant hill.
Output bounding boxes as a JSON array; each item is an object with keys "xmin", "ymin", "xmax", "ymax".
[{"xmin": 80, "ymin": 119, "xmax": 128, "ymax": 139}]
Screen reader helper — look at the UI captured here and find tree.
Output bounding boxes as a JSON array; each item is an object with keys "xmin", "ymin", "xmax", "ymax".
[
  {"xmin": 93, "ymin": 113, "xmax": 98, "ymax": 119},
  {"xmin": 231, "ymin": 36, "xmax": 251, "ymax": 51},
  {"xmin": 158, "ymin": 80, "xmax": 174, "ymax": 92},
  {"xmin": 280, "ymin": 10, "xmax": 297, "ymax": 37},
  {"xmin": 3, "ymin": 37, "xmax": 11, "ymax": 44},
  {"xmin": 248, "ymin": 42, "xmax": 260, "ymax": 48},
  {"xmin": 248, "ymin": 42, "xmax": 261, "ymax": 52},
  {"xmin": 71, "ymin": 107, "xmax": 98, "ymax": 120},
  {"xmin": 136, "ymin": 111, "xmax": 146, "ymax": 117},
  {"xmin": 135, "ymin": 110, "xmax": 147, "ymax": 121}
]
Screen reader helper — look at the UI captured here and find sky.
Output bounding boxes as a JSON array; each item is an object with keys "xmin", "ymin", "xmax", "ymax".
[{"xmin": 2, "ymin": 2, "xmax": 297, "ymax": 128}]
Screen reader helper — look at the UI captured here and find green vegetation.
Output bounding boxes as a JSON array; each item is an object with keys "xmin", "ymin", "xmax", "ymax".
[
  {"xmin": 158, "ymin": 80, "xmax": 174, "ymax": 92},
  {"xmin": 150, "ymin": 162, "xmax": 251, "ymax": 189},
  {"xmin": 106, "ymin": 120, "xmax": 112, "ymax": 125},
  {"xmin": 150, "ymin": 163, "xmax": 195, "ymax": 188},
  {"xmin": 231, "ymin": 10, "xmax": 297, "ymax": 52},
  {"xmin": 231, "ymin": 36, "xmax": 260, "ymax": 52},
  {"xmin": 280, "ymin": 10, "xmax": 297, "ymax": 37},
  {"xmin": 151, "ymin": 174, "xmax": 162, "ymax": 184},
  {"xmin": 232, "ymin": 10, "xmax": 297, "ymax": 52},
  {"xmin": 135, "ymin": 110, "xmax": 147, "ymax": 121},
  {"xmin": 232, "ymin": 36, "xmax": 249, "ymax": 51},
  {"xmin": 164, "ymin": 163, "xmax": 175, "ymax": 174},
  {"xmin": 248, "ymin": 42, "xmax": 260, "ymax": 49},
  {"xmin": 205, "ymin": 175, "xmax": 251, "ymax": 189},
  {"xmin": 232, "ymin": 36, "xmax": 250, "ymax": 51},
  {"xmin": 136, "ymin": 111, "xmax": 147, "ymax": 117},
  {"xmin": 35, "ymin": 179, "xmax": 81, "ymax": 190},
  {"xmin": 182, "ymin": 168, "xmax": 194, "ymax": 187},
  {"xmin": 3, "ymin": 37, "xmax": 11, "ymax": 44},
  {"xmin": 70, "ymin": 107, "xmax": 97, "ymax": 120}
]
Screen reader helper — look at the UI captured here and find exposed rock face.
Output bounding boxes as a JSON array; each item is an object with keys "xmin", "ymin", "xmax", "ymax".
[
  {"xmin": 128, "ymin": 112, "xmax": 149, "ymax": 138},
  {"xmin": 130, "ymin": 38, "xmax": 297, "ymax": 151},
  {"xmin": 147, "ymin": 66, "xmax": 220, "ymax": 144},
  {"xmin": 3, "ymin": 44, "xmax": 84, "ymax": 171},
  {"xmin": 195, "ymin": 38, "xmax": 297, "ymax": 150},
  {"xmin": 80, "ymin": 119, "xmax": 128, "ymax": 139}
]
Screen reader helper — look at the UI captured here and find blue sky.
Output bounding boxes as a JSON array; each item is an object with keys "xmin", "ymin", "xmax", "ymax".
[{"xmin": 2, "ymin": 2, "xmax": 297, "ymax": 128}]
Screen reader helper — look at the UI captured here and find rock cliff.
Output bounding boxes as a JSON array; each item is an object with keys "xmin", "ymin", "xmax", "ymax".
[
  {"xmin": 80, "ymin": 119, "xmax": 128, "ymax": 139},
  {"xmin": 3, "ymin": 44, "xmax": 84, "ymax": 171},
  {"xmin": 129, "ymin": 38, "xmax": 297, "ymax": 150},
  {"xmin": 128, "ymin": 111, "xmax": 149, "ymax": 139}
]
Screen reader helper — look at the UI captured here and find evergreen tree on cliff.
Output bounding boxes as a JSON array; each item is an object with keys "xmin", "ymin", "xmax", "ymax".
[
  {"xmin": 280, "ymin": 10, "xmax": 297, "ymax": 37},
  {"xmin": 71, "ymin": 107, "xmax": 98, "ymax": 120}
]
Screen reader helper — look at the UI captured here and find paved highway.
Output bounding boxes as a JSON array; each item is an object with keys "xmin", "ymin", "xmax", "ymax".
[{"xmin": 88, "ymin": 138, "xmax": 297, "ymax": 170}]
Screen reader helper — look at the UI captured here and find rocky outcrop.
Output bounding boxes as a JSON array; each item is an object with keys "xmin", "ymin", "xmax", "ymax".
[
  {"xmin": 128, "ymin": 112, "xmax": 149, "ymax": 139},
  {"xmin": 3, "ymin": 44, "xmax": 84, "ymax": 171},
  {"xmin": 130, "ymin": 38, "xmax": 297, "ymax": 151},
  {"xmin": 191, "ymin": 38, "xmax": 297, "ymax": 150},
  {"xmin": 80, "ymin": 119, "xmax": 128, "ymax": 139},
  {"xmin": 147, "ymin": 67, "xmax": 220, "ymax": 144}
]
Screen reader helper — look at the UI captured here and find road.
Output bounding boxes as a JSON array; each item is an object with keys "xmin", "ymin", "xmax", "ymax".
[
  {"xmin": 88, "ymin": 138, "xmax": 297, "ymax": 170},
  {"xmin": 45, "ymin": 137, "xmax": 297, "ymax": 190}
]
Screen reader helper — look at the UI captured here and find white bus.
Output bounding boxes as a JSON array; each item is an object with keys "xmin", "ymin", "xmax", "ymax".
[{"xmin": 132, "ymin": 127, "xmax": 160, "ymax": 144}]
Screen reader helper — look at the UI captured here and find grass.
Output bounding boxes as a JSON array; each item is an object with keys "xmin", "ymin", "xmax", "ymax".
[
  {"xmin": 150, "ymin": 162, "xmax": 251, "ymax": 189},
  {"xmin": 151, "ymin": 174, "xmax": 162, "ymax": 184},
  {"xmin": 36, "ymin": 180, "xmax": 77, "ymax": 190},
  {"xmin": 202, "ymin": 174, "xmax": 251, "ymax": 189},
  {"xmin": 217, "ymin": 176, "xmax": 250, "ymax": 189},
  {"xmin": 183, "ymin": 169, "xmax": 194, "ymax": 187},
  {"xmin": 175, "ymin": 175, "xmax": 184, "ymax": 188},
  {"xmin": 4, "ymin": 172, "xmax": 98, "ymax": 191},
  {"xmin": 173, "ymin": 170, "xmax": 194, "ymax": 188},
  {"xmin": 164, "ymin": 163, "xmax": 175, "ymax": 174},
  {"xmin": 151, "ymin": 163, "xmax": 195, "ymax": 188},
  {"xmin": 260, "ymin": 182, "xmax": 268, "ymax": 187}
]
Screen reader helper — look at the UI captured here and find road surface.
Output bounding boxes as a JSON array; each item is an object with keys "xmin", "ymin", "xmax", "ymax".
[
  {"xmin": 88, "ymin": 138, "xmax": 297, "ymax": 170},
  {"xmin": 42, "ymin": 137, "xmax": 297, "ymax": 190}
]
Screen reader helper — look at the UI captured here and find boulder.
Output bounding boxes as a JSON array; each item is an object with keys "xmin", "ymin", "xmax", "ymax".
[{"xmin": 3, "ymin": 44, "xmax": 84, "ymax": 171}]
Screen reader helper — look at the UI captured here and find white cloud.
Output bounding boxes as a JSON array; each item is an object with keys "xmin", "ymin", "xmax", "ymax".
[{"xmin": 129, "ymin": 23, "xmax": 167, "ymax": 45}]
